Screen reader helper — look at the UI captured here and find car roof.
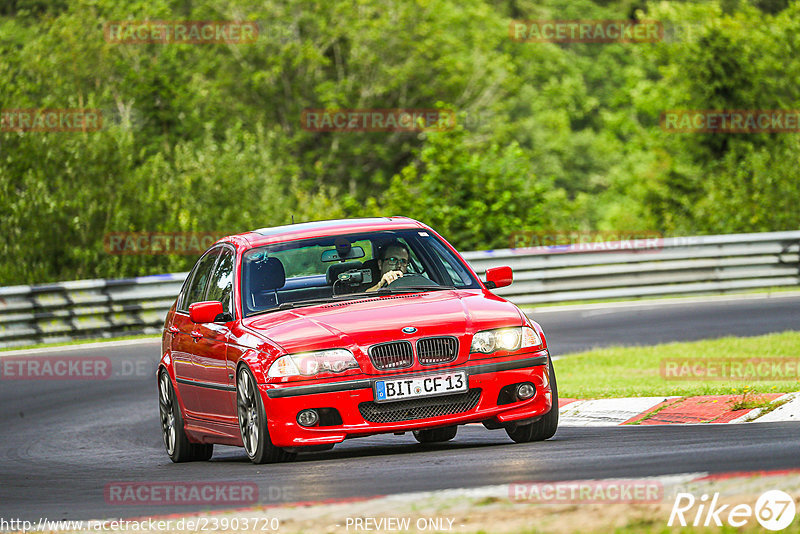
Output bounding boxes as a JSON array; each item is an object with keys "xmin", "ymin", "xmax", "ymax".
[{"xmin": 222, "ymin": 217, "xmax": 428, "ymax": 249}]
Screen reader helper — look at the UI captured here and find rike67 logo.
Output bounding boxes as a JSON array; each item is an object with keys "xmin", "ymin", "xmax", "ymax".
[{"xmin": 669, "ymin": 490, "xmax": 797, "ymax": 530}]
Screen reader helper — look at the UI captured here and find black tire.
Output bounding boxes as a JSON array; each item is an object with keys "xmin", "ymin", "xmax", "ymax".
[
  {"xmin": 505, "ymin": 358, "xmax": 559, "ymax": 443},
  {"xmin": 158, "ymin": 371, "xmax": 214, "ymax": 462},
  {"xmin": 236, "ymin": 366, "xmax": 296, "ymax": 464},
  {"xmin": 413, "ymin": 425, "xmax": 458, "ymax": 444}
]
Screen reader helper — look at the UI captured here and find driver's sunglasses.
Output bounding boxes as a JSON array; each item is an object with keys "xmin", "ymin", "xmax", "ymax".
[{"xmin": 384, "ymin": 257, "xmax": 409, "ymax": 267}]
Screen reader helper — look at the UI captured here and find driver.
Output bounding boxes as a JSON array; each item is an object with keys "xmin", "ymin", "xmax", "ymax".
[{"xmin": 366, "ymin": 241, "xmax": 410, "ymax": 291}]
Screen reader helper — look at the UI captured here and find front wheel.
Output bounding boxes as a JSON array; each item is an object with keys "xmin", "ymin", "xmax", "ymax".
[
  {"xmin": 158, "ymin": 371, "xmax": 213, "ymax": 462},
  {"xmin": 236, "ymin": 366, "xmax": 296, "ymax": 464},
  {"xmin": 505, "ymin": 358, "xmax": 559, "ymax": 443}
]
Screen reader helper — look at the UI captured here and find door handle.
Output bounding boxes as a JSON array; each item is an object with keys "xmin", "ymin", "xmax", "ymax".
[
  {"xmin": 190, "ymin": 331, "xmax": 203, "ymax": 341},
  {"xmin": 167, "ymin": 326, "xmax": 179, "ymax": 334}
]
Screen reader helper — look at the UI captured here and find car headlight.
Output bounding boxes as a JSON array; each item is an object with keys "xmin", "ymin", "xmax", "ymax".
[
  {"xmin": 470, "ymin": 327, "xmax": 542, "ymax": 354},
  {"xmin": 268, "ymin": 349, "xmax": 359, "ymax": 378}
]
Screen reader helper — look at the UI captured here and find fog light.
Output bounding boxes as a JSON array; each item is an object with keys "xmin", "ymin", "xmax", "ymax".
[
  {"xmin": 297, "ymin": 409, "xmax": 319, "ymax": 427},
  {"xmin": 516, "ymin": 382, "xmax": 535, "ymax": 400}
]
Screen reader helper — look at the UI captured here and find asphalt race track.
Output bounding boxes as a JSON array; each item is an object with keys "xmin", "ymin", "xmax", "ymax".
[{"xmin": 1, "ymin": 294, "xmax": 799, "ymax": 521}]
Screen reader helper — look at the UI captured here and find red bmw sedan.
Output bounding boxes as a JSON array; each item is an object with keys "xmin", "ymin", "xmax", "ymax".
[{"xmin": 158, "ymin": 217, "xmax": 558, "ymax": 463}]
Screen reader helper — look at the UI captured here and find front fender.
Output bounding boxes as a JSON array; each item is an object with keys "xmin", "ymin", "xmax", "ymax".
[{"xmin": 238, "ymin": 349, "xmax": 270, "ymax": 384}]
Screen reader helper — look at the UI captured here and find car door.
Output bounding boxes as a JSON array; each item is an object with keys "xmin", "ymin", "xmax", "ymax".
[
  {"xmin": 170, "ymin": 247, "xmax": 221, "ymax": 418},
  {"xmin": 191, "ymin": 245, "xmax": 237, "ymax": 423}
]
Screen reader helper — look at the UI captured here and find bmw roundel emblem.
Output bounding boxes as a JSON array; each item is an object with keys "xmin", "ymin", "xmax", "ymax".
[{"xmin": 402, "ymin": 326, "xmax": 417, "ymax": 334}]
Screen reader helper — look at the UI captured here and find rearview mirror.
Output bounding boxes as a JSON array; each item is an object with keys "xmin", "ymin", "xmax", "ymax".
[
  {"xmin": 484, "ymin": 266, "xmax": 513, "ymax": 289},
  {"xmin": 189, "ymin": 301, "xmax": 225, "ymax": 323},
  {"xmin": 321, "ymin": 246, "xmax": 365, "ymax": 262}
]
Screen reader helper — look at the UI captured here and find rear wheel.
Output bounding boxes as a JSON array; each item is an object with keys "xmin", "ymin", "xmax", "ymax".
[
  {"xmin": 505, "ymin": 358, "xmax": 559, "ymax": 443},
  {"xmin": 236, "ymin": 366, "xmax": 296, "ymax": 464},
  {"xmin": 158, "ymin": 371, "xmax": 213, "ymax": 462},
  {"xmin": 413, "ymin": 425, "xmax": 458, "ymax": 444}
]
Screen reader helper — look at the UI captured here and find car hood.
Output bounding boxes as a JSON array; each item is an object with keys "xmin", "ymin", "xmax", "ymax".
[{"xmin": 241, "ymin": 290, "xmax": 524, "ymax": 353}]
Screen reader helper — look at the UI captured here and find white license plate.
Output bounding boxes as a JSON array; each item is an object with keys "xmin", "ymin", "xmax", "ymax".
[{"xmin": 373, "ymin": 371, "xmax": 468, "ymax": 403}]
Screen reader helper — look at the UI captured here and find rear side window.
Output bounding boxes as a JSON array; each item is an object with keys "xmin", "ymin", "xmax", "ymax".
[{"xmin": 181, "ymin": 249, "xmax": 221, "ymax": 310}]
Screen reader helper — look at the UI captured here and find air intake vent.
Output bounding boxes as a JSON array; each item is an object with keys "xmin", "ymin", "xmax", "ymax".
[
  {"xmin": 368, "ymin": 341, "xmax": 413, "ymax": 370},
  {"xmin": 359, "ymin": 389, "xmax": 481, "ymax": 423},
  {"xmin": 417, "ymin": 336, "xmax": 458, "ymax": 365}
]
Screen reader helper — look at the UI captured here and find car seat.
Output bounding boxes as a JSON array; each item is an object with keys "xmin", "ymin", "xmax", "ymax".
[{"xmin": 246, "ymin": 257, "xmax": 286, "ymax": 311}]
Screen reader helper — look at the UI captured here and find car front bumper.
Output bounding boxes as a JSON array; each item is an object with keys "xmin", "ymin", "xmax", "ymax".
[{"xmin": 261, "ymin": 350, "xmax": 553, "ymax": 447}]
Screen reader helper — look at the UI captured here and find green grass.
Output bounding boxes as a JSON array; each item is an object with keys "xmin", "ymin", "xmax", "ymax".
[
  {"xmin": 0, "ymin": 333, "xmax": 159, "ymax": 352},
  {"xmin": 555, "ymin": 331, "xmax": 800, "ymax": 398}
]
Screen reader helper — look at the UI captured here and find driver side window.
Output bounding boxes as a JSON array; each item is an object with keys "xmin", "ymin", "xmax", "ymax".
[
  {"xmin": 181, "ymin": 249, "xmax": 221, "ymax": 311},
  {"xmin": 205, "ymin": 248, "xmax": 235, "ymax": 317}
]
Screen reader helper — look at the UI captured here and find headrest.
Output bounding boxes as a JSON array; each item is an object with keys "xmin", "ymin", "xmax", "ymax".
[
  {"xmin": 249, "ymin": 257, "xmax": 286, "ymax": 292},
  {"xmin": 326, "ymin": 261, "xmax": 363, "ymax": 285}
]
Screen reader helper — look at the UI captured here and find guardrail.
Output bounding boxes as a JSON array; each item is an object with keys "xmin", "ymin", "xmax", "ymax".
[
  {"xmin": 1, "ymin": 231, "xmax": 798, "ymax": 348},
  {"xmin": 463, "ymin": 231, "xmax": 800, "ymax": 306},
  {"xmin": 0, "ymin": 273, "xmax": 188, "ymax": 349}
]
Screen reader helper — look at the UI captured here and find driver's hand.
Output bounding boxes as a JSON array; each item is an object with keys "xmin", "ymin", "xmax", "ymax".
[{"xmin": 379, "ymin": 270, "xmax": 404, "ymax": 288}]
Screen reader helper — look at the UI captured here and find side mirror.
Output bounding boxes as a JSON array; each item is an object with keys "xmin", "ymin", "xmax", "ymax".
[
  {"xmin": 189, "ymin": 301, "xmax": 225, "ymax": 323},
  {"xmin": 484, "ymin": 266, "xmax": 513, "ymax": 289}
]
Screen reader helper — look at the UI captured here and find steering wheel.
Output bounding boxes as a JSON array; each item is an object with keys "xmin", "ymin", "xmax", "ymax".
[{"xmin": 386, "ymin": 273, "xmax": 439, "ymax": 288}]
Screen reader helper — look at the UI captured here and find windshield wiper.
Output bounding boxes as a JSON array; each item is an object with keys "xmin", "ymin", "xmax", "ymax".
[
  {"xmin": 249, "ymin": 294, "xmax": 373, "ymax": 316},
  {"xmin": 330, "ymin": 291, "xmax": 374, "ymax": 299},
  {"xmin": 376, "ymin": 285, "xmax": 456, "ymax": 293},
  {"xmin": 249, "ymin": 298, "xmax": 336, "ymax": 315}
]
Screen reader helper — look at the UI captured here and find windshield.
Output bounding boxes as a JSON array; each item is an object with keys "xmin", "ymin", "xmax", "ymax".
[{"xmin": 241, "ymin": 229, "xmax": 480, "ymax": 316}]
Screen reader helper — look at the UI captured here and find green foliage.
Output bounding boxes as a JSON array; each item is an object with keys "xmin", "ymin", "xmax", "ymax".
[
  {"xmin": 631, "ymin": 0, "xmax": 800, "ymax": 234},
  {"xmin": 379, "ymin": 124, "xmax": 549, "ymax": 250},
  {"xmin": 1, "ymin": 0, "xmax": 798, "ymax": 285}
]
